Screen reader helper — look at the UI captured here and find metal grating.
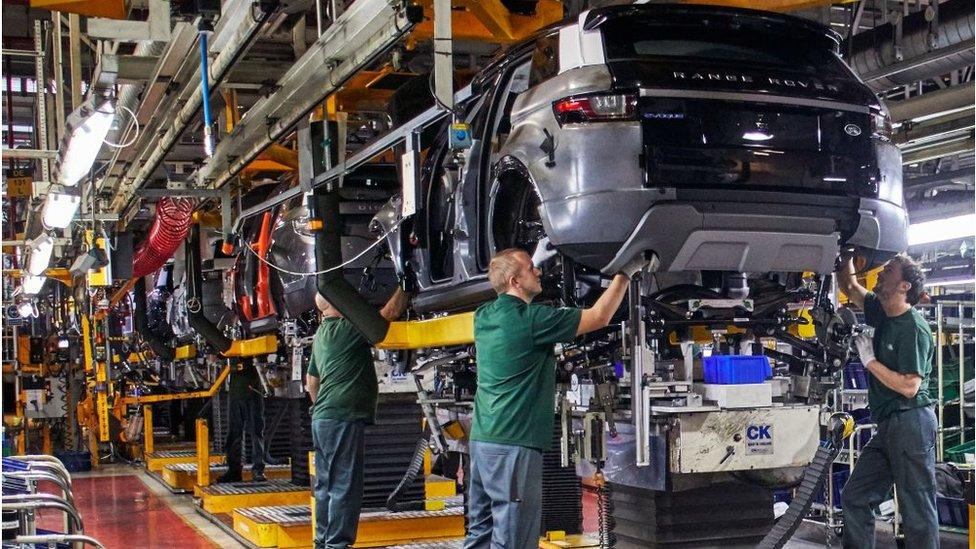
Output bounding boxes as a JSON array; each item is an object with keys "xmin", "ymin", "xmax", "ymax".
[
  {"xmin": 201, "ymin": 479, "xmax": 307, "ymax": 496},
  {"xmin": 235, "ymin": 505, "xmax": 310, "ymax": 525},
  {"xmin": 540, "ymin": 416, "xmax": 583, "ymax": 535},
  {"xmin": 165, "ymin": 463, "xmax": 289, "ymax": 473},
  {"xmin": 149, "ymin": 449, "xmax": 198, "ymax": 458},
  {"xmin": 359, "ymin": 507, "xmax": 464, "ymax": 522}
]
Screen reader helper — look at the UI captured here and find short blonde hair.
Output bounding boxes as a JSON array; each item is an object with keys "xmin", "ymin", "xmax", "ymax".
[{"xmin": 488, "ymin": 248, "xmax": 528, "ymax": 294}]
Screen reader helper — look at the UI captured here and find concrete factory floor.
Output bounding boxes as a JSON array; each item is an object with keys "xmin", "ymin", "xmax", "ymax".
[{"xmin": 32, "ymin": 464, "xmax": 970, "ymax": 548}]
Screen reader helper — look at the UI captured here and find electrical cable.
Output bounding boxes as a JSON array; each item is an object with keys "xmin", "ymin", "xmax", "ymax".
[
  {"xmin": 240, "ymin": 219, "xmax": 404, "ymax": 276},
  {"xmin": 102, "ymin": 104, "xmax": 140, "ymax": 149}
]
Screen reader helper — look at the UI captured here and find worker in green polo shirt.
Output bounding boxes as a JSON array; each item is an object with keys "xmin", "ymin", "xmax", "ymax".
[
  {"xmin": 836, "ymin": 252, "xmax": 937, "ymax": 549},
  {"xmin": 463, "ymin": 247, "xmax": 647, "ymax": 549},
  {"xmin": 306, "ymin": 288, "xmax": 409, "ymax": 549}
]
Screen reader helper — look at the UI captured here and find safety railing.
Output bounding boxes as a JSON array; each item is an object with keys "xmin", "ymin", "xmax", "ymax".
[{"xmin": 1, "ymin": 456, "xmax": 105, "ymax": 549}]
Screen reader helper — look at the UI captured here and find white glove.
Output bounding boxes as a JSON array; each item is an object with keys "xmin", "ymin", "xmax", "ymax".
[
  {"xmin": 854, "ymin": 330, "xmax": 876, "ymax": 365},
  {"xmin": 619, "ymin": 255, "xmax": 650, "ymax": 280},
  {"xmin": 531, "ymin": 236, "xmax": 557, "ymax": 267}
]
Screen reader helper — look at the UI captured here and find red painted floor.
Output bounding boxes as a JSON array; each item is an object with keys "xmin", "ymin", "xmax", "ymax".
[{"xmin": 38, "ymin": 474, "xmax": 217, "ymax": 548}]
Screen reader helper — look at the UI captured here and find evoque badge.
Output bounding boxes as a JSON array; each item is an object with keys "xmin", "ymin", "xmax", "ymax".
[{"xmin": 844, "ymin": 124, "xmax": 862, "ymax": 136}]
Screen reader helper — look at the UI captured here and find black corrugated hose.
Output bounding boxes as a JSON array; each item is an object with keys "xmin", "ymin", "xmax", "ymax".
[{"xmin": 385, "ymin": 434, "xmax": 430, "ymax": 512}]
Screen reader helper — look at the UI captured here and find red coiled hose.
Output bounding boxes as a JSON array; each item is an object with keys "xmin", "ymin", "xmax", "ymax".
[{"xmin": 132, "ymin": 197, "xmax": 195, "ymax": 278}]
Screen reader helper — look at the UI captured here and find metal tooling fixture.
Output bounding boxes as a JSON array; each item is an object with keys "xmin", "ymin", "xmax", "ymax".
[{"xmin": 192, "ymin": 0, "xmax": 419, "ymax": 192}]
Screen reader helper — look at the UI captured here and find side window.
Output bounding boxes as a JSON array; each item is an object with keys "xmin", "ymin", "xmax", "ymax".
[{"xmin": 528, "ymin": 34, "xmax": 560, "ymax": 88}]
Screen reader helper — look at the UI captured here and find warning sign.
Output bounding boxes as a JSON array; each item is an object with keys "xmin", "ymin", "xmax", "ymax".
[{"xmin": 5, "ymin": 168, "xmax": 33, "ymax": 198}]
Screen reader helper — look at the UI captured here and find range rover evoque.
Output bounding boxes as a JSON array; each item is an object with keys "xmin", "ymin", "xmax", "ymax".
[{"xmin": 231, "ymin": 3, "xmax": 908, "ymax": 347}]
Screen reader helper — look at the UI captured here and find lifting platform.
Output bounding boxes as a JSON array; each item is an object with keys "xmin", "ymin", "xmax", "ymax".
[
  {"xmin": 230, "ymin": 505, "xmax": 466, "ymax": 548},
  {"xmin": 198, "ymin": 479, "xmax": 310, "ymax": 514},
  {"xmin": 161, "ymin": 463, "xmax": 291, "ymax": 493},
  {"xmin": 145, "ymin": 449, "xmax": 225, "ymax": 472}
]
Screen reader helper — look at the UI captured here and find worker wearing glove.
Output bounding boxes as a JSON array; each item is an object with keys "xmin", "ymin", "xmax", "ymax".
[
  {"xmin": 306, "ymin": 288, "xmax": 409, "ymax": 549},
  {"xmin": 836, "ymin": 253, "xmax": 937, "ymax": 549},
  {"xmin": 463, "ymin": 247, "xmax": 648, "ymax": 549}
]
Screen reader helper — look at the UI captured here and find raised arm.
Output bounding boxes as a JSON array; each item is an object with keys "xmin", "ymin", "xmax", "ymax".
[
  {"xmin": 835, "ymin": 254, "xmax": 868, "ymax": 310},
  {"xmin": 577, "ymin": 274, "xmax": 630, "ymax": 335},
  {"xmin": 379, "ymin": 287, "xmax": 410, "ymax": 321}
]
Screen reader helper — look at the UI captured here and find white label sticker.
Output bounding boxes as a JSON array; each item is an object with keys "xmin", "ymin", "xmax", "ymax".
[
  {"xmin": 745, "ymin": 424, "xmax": 774, "ymax": 455},
  {"xmin": 291, "ymin": 350, "xmax": 303, "ymax": 381}
]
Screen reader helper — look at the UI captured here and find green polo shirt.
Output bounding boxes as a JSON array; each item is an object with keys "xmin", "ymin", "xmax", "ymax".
[
  {"xmin": 307, "ymin": 317, "xmax": 378, "ymax": 424},
  {"xmin": 471, "ymin": 294, "xmax": 582, "ymax": 451},
  {"xmin": 863, "ymin": 292, "xmax": 935, "ymax": 422}
]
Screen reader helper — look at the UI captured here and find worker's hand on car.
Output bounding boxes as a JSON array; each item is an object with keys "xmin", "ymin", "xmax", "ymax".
[
  {"xmin": 854, "ymin": 331, "xmax": 876, "ymax": 365},
  {"xmin": 619, "ymin": 254, "xmax": 651, "ymax": 279}
]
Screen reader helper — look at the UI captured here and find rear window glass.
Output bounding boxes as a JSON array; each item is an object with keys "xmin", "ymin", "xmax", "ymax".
[{"xmin": 601, "ymin": 18, "xmax": 849, "ymax": 77}]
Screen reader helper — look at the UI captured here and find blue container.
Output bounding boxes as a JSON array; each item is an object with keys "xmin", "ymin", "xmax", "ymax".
[
  {"xmin": 703, "ymin": 355, "xmax": 772, "ymax": 384},
  {"xmin": 844, "ymin": 360, "xmax": 869, "ymax": 390}
]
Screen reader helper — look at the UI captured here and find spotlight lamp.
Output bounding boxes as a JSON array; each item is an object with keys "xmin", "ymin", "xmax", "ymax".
[
  {"xmin": 41, "ymin": 185, "xmax": 82, "ymax": 229},
  {"xmin": 26, "ymin": 234, "xmax": 55, "ymax": 276},
  {"xmin": 54, "ymin": 96, "xmax": 116, "ymax": 188}
]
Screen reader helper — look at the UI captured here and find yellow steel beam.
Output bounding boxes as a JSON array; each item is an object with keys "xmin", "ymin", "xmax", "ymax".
[
  {"xmin": 29, "ymin": 0, "xmax": 125, "ymax": 19},
  {"xmin": 143, "ymin": 405, "xmax": 154, "ymax": 456},
  {"xmin": 196, "ymin": 418, "xmax": 211, "ymax": 488},
  {"xmin": 377, "ymin": 313, "xmax": 475, "ymax": 350},
  {"xmin": 121, "ymin": 365, "xmax": 230, "ymax": 405},
  {"xmin": 174, "ymin": 344, "xmax": 197, "ymax": 360},
  {"xmin": 223, "ymin": 335, "xmax": 278, "ymax": 358},
  {"xmin": 411, "ymin": 0, "xmax": 563, "ymax": 45}
]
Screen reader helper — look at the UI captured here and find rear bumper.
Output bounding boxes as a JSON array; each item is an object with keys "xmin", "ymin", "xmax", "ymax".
[{"xmin": 596, "ymin": 191, "xmax": 907, "ymax": 275}]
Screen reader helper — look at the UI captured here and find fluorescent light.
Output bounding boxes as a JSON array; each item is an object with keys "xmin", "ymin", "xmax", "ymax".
[
  {"xmin": 823, "ymin": 176, "xmax": 848, "ymax": 182},
  {"xmin": 26, "ymin": 234, "xmax": 54, "ymax": 276},
  {"xmin": 908, "ymin": 213, "xmax": 976, "ymax": 246},
  {"xmin": 41, "ymin": 185, "xmax": 82, "ymax": 229},
  {"xmin": 22, "ymin": 275, "xmax": 47, "ymax": 295},
  {"xmin": 56, "ymin": 99, "xmax": 115, "ymax": 187},
  {"xmin": 924, "ymin": 278, "xmax": 975, "ymax": 288},
  {"xmin": 743, "ymin": 131, "xmax": 774, "ymax": 141}
]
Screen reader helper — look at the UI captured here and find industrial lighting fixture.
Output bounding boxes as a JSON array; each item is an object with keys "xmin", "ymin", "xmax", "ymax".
[
  {"xmin": 16, "ymin": 298, "xmax": 35, "ymax": 319},
  {"xmin": 908, "ymin": 213, "xmax": 976, "ymax": 246},
  {"xmin": 41, "ymin": 185, "xmax": 82, "ymax": 229},
  {"xmin": 26, "ymin": 234, "xmax": 55, "ymax": 276},
  {"xmin": 743, "ymin": 131, "xmax": 774, "ymax": 141},
  {"xmin": 55, "ymin": 97, "xmax": 116, "ymax": 187},
  {"xmin": 924, "ymin": 277, "xmax": 975, "ymax": 288},
  {"xmin": 21, "ymin": 275, "xmax": 47, "ymax": 295}
]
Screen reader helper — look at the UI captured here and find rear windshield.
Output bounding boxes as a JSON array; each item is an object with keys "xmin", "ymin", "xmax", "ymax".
[{"xmin": 601, "ymin": 18, "xmax": 849, "ymax": 77}]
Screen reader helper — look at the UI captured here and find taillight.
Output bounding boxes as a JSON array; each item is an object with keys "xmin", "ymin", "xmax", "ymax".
[
  {"xmin": 871, "ymin": 109, "xmax": 892, "ymax": 142},
  {"xmin": 553, "ymin": 93, "xmax": 636, "ymax": 125}
]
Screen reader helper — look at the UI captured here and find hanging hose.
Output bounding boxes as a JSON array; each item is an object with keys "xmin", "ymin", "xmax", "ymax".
[
  {"xmin": 185, "ymin": 224, "xmax": 233, "ymax": 353},
  {"xmin": 133, "ymin": 277, "xmax": 175, "ymax": 360},
  {"xmin": 595, "ymin": 471, "xmax": 616, "ymax": 548},
  {"xmin": 385, "ymin": 434, "xmax": 429, "ymax": 512},
  {"xmin": 198, "ymin": 20, "xmax": 215, "ymax": 157},
  {"xmin": 132, "ymin": 198, "xmax": 195, "ymax": 278}
]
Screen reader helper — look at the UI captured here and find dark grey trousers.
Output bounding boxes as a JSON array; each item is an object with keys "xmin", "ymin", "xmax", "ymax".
[
  {"xmin": 842, "ymin": 405, "xmax": 939, "ymax": 549},
  {"xmin": 311, "ymin": 418, "xmax": 365, "ymax": 549},
  {"xmin": 225, "ymin": 391, "xmax": 265, "ymax": 475},
  {"xmin": 463, "ymin": 441, "xmax": 543, "ymax": 549}
]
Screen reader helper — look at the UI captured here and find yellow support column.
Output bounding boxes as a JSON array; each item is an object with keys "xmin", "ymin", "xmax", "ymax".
[
  {"xmin": 196, "ymin": 418, "xmax": 211, "ymax": 487},
  {"xmin": 143, "ymin": 405, "xmax": 154, "ymax": 457}
]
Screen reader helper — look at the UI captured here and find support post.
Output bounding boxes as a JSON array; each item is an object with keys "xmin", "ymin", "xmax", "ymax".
[
  {"xmin": 68, "ymin": 14, "xmax": 82, "ymax": 109},
  {"xmin": 936, "ymin": 303, "xmax": 944, "ymax": 461},
  {"xmin": 432, "ymin": 0, "xmax": 454, "ymax": 113},
  {"xmin": 143, "ymin": 405, "xmax": 154, "ymax": 457},
  {"xmin": 629, "ymin": 277, "xmax": 650, "ymax": 467},
  {"xmin": 196, "ymin": 418, "xmax": 211, "ymax": 487}
]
